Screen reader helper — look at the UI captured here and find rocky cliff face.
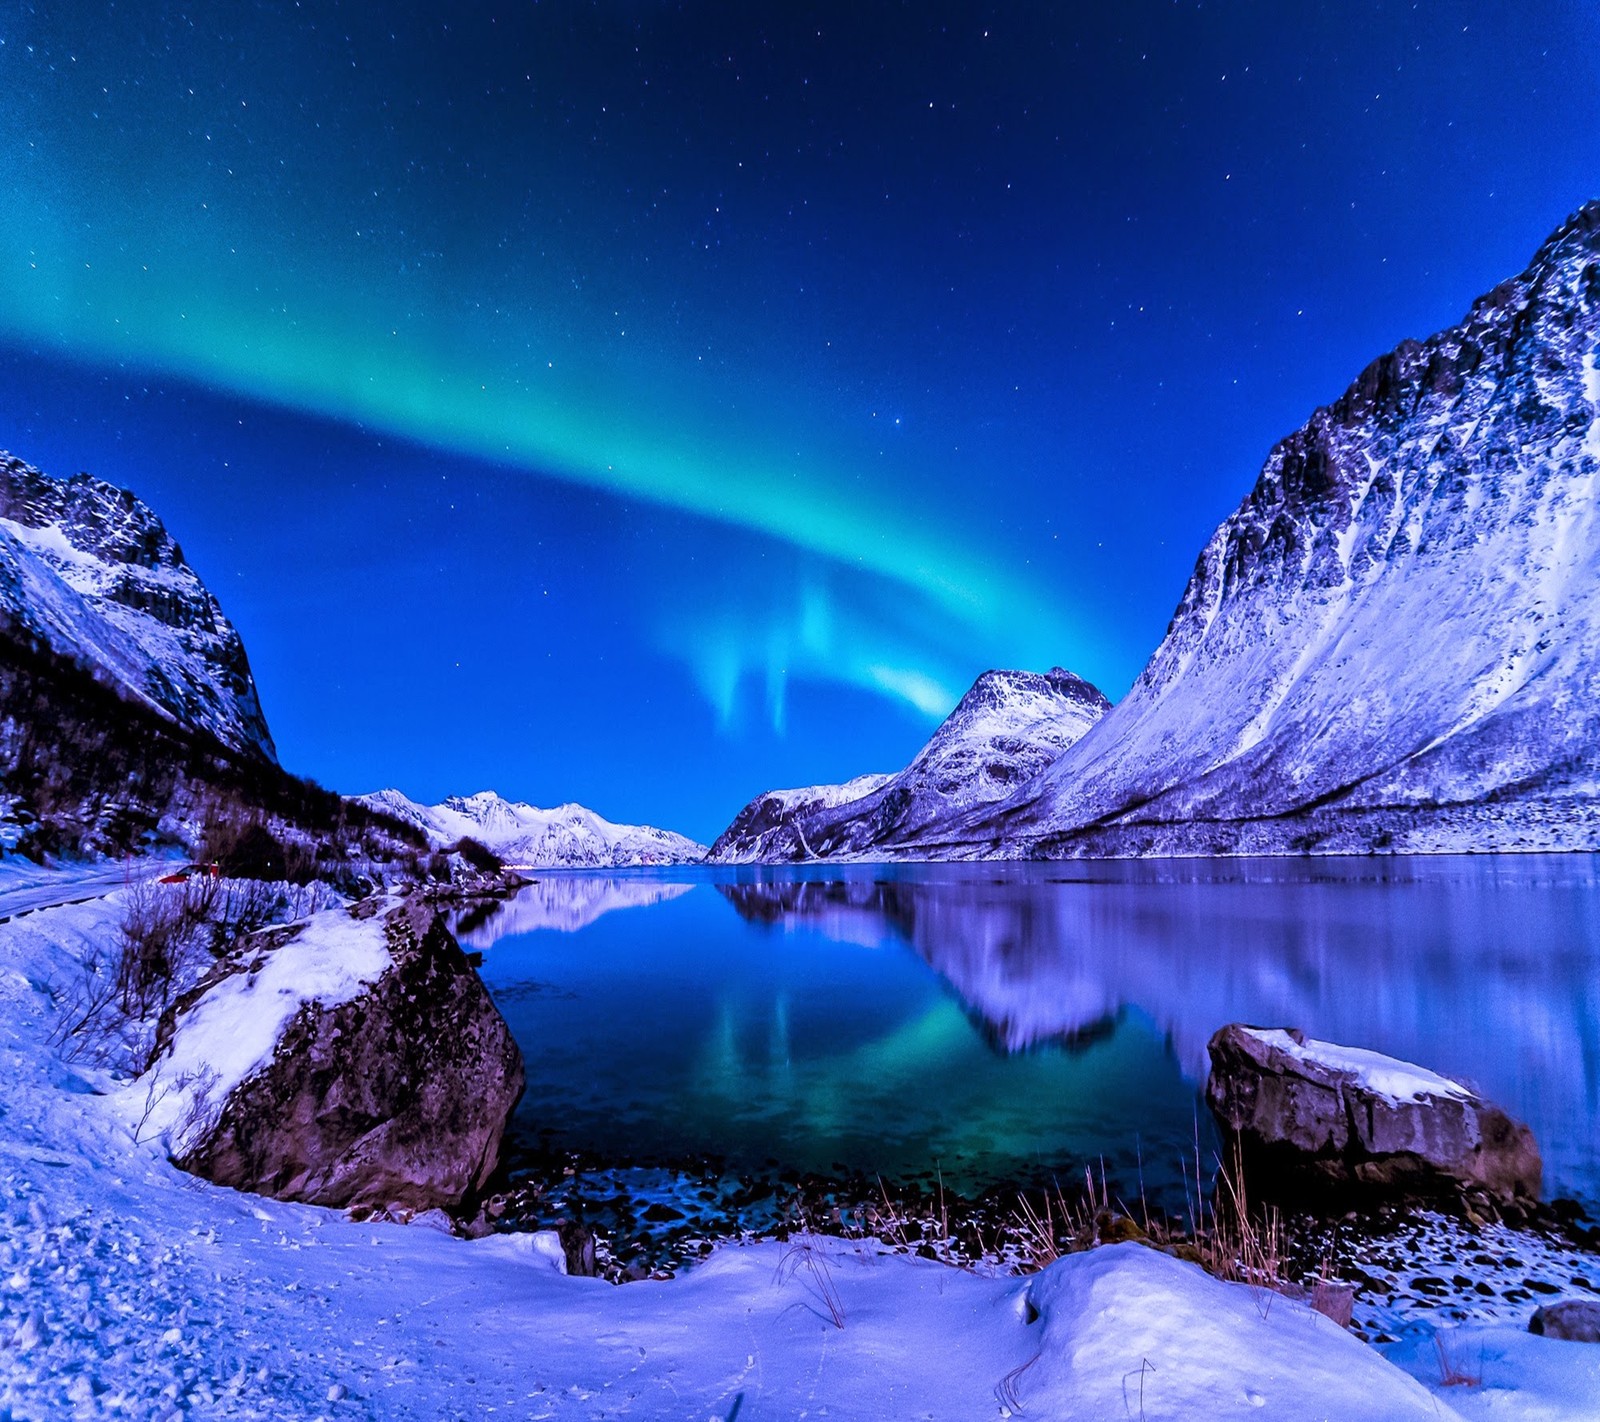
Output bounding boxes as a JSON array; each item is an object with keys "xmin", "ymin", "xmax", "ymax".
[
  {"xmin": 0, "ymin": 452, "xmax": 275, "ymax": 762},
  {"xmin": 948, "ymin": 201, "xmax": 1600, "ymax": 857},
  {"xmin": 358, "ymin": 788, "xmax": 705, "ymax": 867},
  {"xmin": 708, "ymin": 668, "xmax": 1109, "ymax": 861}
]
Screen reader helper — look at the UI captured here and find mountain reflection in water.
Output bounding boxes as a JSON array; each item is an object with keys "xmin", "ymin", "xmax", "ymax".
[
  {"xmin": 716, "ymin": 858, "xmax": 1600, "ymax": 1205},
  {"xmin": 453, "ymin": 876, "xmax": 694, "ymax": 944},
  {"xmin": 475, "ymin": 857, "xmax": 1600, "ymax": 1208}
]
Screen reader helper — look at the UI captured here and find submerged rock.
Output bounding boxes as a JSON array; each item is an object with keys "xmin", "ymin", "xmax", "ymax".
[
  {"xmin": 1205, "ymin": 1025, "xmax": 1540, "ymax": 1204},
  {"xmin": 151, "ymin": 894, "xmax": 524, "ymax": 1213}
]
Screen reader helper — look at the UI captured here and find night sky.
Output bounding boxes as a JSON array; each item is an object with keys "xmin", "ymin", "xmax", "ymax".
[{"xmin": 0, "ymin": 3, "xmax": 1596, "ymax": 840}]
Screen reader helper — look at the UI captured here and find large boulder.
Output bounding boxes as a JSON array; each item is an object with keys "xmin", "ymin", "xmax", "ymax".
[
  {"xmin": 1530, "ymin": 1300, "xmax": 1600, "ymax": 1342},
  {"xmin": 1206, "ymin": 1025, "xmax": 1539, "ymax": 1204},
  {"xmin": 143, "ymin": 893, "xmax": 524, "ymax": 1213}
]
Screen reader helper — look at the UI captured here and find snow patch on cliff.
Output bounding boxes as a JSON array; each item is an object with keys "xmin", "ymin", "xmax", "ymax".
[
  {"xmin": 0, "ymin": 452, "xmax": 276, "ymax": 761},
  {"xmin": 129, "ymin": 906, "xmax": 392, "ymax": 1154}
]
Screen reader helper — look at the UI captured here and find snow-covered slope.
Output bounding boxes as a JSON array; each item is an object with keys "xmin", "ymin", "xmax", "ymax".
[
  {"xmin": 358, "ymin": 788, "xmax": 706, "ymax": 867},
  {"xmin": 705, "ymin": 773, "xmax": 893, "ymax": 862},
  {"xmin": 940, "ymin": 200, "xmax": 1600, "ymax": 857},
  {"xmin": 0, "ymin": 452, "xmax": 275, "ymax": 761},
  {"xmin": 708, "ymin": 668, "xmax": 1109, "ymax": 861}
]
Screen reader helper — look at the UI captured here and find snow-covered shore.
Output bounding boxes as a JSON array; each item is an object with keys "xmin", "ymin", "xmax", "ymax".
[{"xmin": 2, "ymin": 872, "xmax": 1596, "ymax": 1420}]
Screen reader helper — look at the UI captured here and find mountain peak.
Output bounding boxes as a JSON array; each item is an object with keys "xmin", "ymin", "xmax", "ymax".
[
  {"xmin": 954, "ymin": 199, "xmax": 1600, "ymax": 856},
  {"xmin": 708, "ymin": 665, "xmax": 1110, "ymax": 861},
  {"xmin": 0, "ymin": 450, "xmax": 276, "ymax": 762}
]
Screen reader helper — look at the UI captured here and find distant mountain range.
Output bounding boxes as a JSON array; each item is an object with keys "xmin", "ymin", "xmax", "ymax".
[
  {"xmin": 357, "ymin": 788, "xmax": 705, "ymax": 868},
  {"xmin": 708, "ymin": 668, "xmax": 1109, "ymax": 861}
]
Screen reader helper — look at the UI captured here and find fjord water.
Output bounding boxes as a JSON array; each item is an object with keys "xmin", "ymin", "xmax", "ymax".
[{"xmin": 464, "ymin": 858, "xmax": 1600, "ymax": 1211}]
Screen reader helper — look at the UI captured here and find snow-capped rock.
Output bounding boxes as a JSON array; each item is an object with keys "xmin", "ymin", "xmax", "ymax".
[
  {"xmin": 707, "ymin": 667, "xmax": 1109, "ymax": 861},
  {"xmin": 939, "ymin": 200, "xmax": 1600, "ymax": 857},
  {"xmin": 705, "ymin": 773, "xmax": 893, "ymax": 862},
  {"xmin": 144, "ymin": 894, "xmax": 524, "ymax": 1212},
  {"xmin": 1207, "ymin": 1025, "xmax": 1542, "ymax": 1204},
  {"xmin": 357, "ymin": 788, "xmax": 705, "ymax": 868},
  {"xmin": 0, "ymin": 452, "xmax": 275, "ymax": 761}
]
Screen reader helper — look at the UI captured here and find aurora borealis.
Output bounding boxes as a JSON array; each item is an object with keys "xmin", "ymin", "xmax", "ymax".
[{"xmin": 1, "ymin": 3, "xmax": 1597, "ymax": 837}]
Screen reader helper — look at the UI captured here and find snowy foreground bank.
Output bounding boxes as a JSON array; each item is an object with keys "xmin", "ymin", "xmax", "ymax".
[{"xmin": 2, "ymin": 878, "xmax": 1597, "ymax": 1420}]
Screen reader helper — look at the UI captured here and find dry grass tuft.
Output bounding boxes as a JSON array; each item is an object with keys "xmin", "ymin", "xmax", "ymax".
[
  {"xmin": 774, "ymin": 1236, "xmax": 846, "ymax": 1329},
  {"xmin": 1433, "ymin": 1333, "xmax": 1482, "ymax": 1388}
]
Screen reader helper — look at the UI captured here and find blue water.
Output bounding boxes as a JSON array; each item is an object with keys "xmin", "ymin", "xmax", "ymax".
[{"xmin": 462, "ymin": 857, "xmax": 1600, "ymax": 1210}]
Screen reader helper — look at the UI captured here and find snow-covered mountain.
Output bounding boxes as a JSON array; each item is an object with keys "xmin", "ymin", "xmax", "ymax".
[
  {"xmin": 936, "ymin": 200, "xmax": 1600, "ymax": 857},
  {"xmin": 357, "ymin": 788, "xmax": 706, "ymax": 868},
  {"xmin": 707, "ymin": 668, "xmax": 1109, "ymax": 861},
  {"xmin": 705, "ymin": 773, "xmax": 893, "ymax": 863},
  {"xmin": 0, "ymin": 452, "xmax": 275, "ymax": 761}
]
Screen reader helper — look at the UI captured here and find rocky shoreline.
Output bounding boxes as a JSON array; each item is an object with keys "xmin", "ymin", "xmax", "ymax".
[
  {"xmin": 456, "ymin": 1023, "xmax": 1600, "ymax": 1357},
  {"xmin": 469, "ymin": 1130, "xmax": 1600, "ymax": 1327}
]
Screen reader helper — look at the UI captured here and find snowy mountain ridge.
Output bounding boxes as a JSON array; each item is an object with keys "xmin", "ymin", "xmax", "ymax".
[
  {"xmin": 357, "ymin": 788, "xmax": 706, "ymax": 868},
  {"xmin": 0, "ymin": 451, "xmax": 275, "ymax": 761},
  {"xmin": 931, "ymin": 199, "xmax": 1600, "ymax": 857},
  {"xmin": 704, "ymin": 773, "xmax": 893, "ymax": 862},
  {"xmin": 708, "ymin": 667, "xmax": 1109, "ymax": 861}
]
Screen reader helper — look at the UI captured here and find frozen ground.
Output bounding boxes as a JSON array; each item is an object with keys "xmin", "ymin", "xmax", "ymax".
[{"xmin": 1, "ymin": 871, "xmax": 1597, "ymax": 1420}]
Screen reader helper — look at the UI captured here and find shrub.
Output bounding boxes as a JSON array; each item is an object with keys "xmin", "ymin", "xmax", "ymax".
[
  {"xmin": 115, "ymin": 874, "xmax": 219, "ymax": 1022},
  {"xmin": 452, "ymin": 836, "xmax": 503, "ymax": 874},
  {"xmin": 207, "ymin": 820, "xmax": 315, "ymax": 883}
]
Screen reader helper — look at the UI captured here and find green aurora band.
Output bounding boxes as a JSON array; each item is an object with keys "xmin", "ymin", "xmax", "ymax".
[{"xmin": 0, "ymin": 12, "xmax": 1085, "ymax": 716}]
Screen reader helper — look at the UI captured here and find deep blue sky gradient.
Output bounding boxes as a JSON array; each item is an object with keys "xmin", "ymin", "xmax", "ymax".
[{"xmin": 0, "ymin": 3, "xmax": 1597, "ymax": 839}]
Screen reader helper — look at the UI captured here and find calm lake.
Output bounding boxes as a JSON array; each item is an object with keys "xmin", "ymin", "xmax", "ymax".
[{"xmin": 457, "ymin": 857, "xmax": 1600, "ymax": 1222}]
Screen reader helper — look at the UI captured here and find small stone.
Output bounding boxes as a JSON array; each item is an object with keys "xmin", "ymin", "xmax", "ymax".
[
  {"xmin": 642, "ymin": 1203, "xmax": 683, "ymax": 1223},
  {"xmin": 327, "ymin": 1382, "xmax": 348, "ymax": 1401}
]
